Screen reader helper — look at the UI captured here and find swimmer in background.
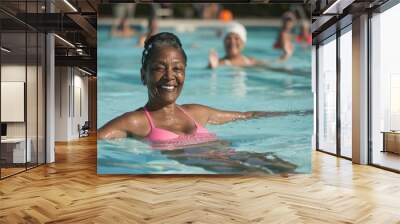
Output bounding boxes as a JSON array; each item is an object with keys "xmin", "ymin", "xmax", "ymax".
[
  {"xmin": 273, "ymin": 12, "xmax": 296, "ymax": 62},
  {"xmin": 111, "ymin": 15, "xmax": 136, "ymax": 38},
  {"xmin": 202, "ymin": 3, "xmax": 220, "ymax": 19},
  {"xmin": 207, "ymin": 22, "xmax": 309, "ymax": 76},
  {"xmin": 296, "ymin": 20, "xmax": 312, "ymax": 48},
  {"xmin": 208, "ymin": 22, "xmax": 265, "ymax": 69}
]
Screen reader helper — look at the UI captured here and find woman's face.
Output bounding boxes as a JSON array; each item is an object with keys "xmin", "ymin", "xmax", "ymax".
[
  {"xmin": 224, "ymin": 33, "xmax": 244, "ymax": 58},
  {"xmin": 284, "ymin": 20, "xmax": 294, "ymax": 30},
  {"xmin": 141, "ymin": 46, "xmax": 186, "ymax": 105}
]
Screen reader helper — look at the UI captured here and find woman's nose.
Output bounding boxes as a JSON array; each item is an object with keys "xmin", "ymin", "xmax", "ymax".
[{"xmin": 164, "ymin": 67, "xmax": 175, "ymax": 80}]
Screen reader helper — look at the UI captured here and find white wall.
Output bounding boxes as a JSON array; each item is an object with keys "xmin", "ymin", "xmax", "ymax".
[
  {"xmin": 55, "ymin": 66, "xmax": 69, "ymax": 141},
  {"xmin": 73, "ymin": 73, "xmax": 89, "ymax": 137},
  {"xmin": 1, "ymin": 65, "xmax": 26, "ymax": 139},
  {"xmin": 54, "ymin": 67, "xmax": 89, "ymax": 141},
  {"xmin": 0, "ymin": 65, "xmax": 41, "ymax": 137}
]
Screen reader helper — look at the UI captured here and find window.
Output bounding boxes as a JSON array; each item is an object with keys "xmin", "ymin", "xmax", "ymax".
[
  {"xmin": 370, "ymin": 3, "xmax": 400, "ymax": 171},
  {"xmin": 339, "ymin": 27, "xmax": 352, "ymax": 158},
  {"xmin": 317, "ymin": 35, "xmax": 337, "ymax": 154}
]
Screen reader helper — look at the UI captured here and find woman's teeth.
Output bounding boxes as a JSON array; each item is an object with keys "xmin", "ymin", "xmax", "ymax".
[{"xmin": 161, "ymin": 85, "xmax": 175, "ymax": 90}]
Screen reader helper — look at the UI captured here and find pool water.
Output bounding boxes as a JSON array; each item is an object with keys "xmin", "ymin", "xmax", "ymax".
[{"xmin": 97, "ymin": 25, "xmax": 313, "ymax": 174}]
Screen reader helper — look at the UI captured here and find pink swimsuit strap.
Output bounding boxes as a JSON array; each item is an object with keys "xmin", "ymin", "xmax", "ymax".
[{"xmin": 143, "ymin": 105, "xmax": 211, "ymax": 143}]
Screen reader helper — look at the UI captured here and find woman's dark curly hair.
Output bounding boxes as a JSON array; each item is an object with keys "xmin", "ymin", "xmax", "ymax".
[{"xmin": 141, "ymin": 32, "xmax": 187, "ymax": 68}]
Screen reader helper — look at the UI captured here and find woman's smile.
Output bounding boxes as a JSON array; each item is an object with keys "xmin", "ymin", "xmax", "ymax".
[
  {"xmin": 158, "ymin": 83, "xmax": 178, "ymax": 92},
  {"xmin": 160, "ymin": 85, "xmax": 175, "ymax": 91},
  {"xmin": 153, "ymin": 80, "xmax": 182, "ymax": 100}
]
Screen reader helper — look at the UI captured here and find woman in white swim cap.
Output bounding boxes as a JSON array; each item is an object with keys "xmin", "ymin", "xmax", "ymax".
[{"xmin": 208, "ymin": 22, "xmax": 264, "ymax": 69}]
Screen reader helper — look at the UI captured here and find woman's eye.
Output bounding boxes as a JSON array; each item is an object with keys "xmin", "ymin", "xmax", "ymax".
[
  {"xmin": 174, "ymin": 67, "xmax": 183, "ymax": 72},
  {"xmin": 153, "ymin": 66, "xmax": 165, "ymax": 71}
]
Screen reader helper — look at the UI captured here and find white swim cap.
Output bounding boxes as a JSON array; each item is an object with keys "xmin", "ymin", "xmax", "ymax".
[{"xmin": 223, "ymin": 22, "xmax": 247, "ymax": 44}]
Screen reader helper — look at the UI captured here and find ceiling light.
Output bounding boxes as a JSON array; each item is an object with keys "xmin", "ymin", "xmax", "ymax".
[
  {"xmin": 1, "ymin": 47, "xmax": 11, "ymax": 53},
  {"xmin": 54, "ymin": 34, "xmax": 75, "ymax": 48},
  {"xmin": 63, "ymin": 0, "xmax": 78, "ymax": 12}
]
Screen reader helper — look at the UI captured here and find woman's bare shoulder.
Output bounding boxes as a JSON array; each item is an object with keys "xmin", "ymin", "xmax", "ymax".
[
  {"xmin": 181, "ymin": 104, "xmax": 212, "ymax": 125},
  {"xmin": 108, "ymin": 108, "xmax": 150, "ymax": 137},
  {"xmin": 121, "ymin": 108, "xmax": 148, "ymax": 126},
  {"xmin": 181, "ymin": 104, "xmax": 211, "ymax": 111}
]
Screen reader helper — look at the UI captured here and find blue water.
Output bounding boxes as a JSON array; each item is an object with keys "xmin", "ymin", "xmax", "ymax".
[{"xmin": 97, "ymin": 26, "xmax": 313, "ymax": 174}]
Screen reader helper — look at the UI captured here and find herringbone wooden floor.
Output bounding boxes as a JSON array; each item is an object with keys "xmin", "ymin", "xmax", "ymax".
[{"xmin": 1, "ymin": 135, "xmax": 400, "ymax": 224}]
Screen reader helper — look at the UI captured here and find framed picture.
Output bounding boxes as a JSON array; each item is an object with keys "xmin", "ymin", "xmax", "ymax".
[{"xmin": 97, "ymin": 3, "xmax": 312, "ymax": 175}]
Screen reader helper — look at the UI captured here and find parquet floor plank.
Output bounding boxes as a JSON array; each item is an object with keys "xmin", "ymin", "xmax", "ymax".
[{"xmin": 0, "ymin": 135, "xmax": 399, "ymax": 223}]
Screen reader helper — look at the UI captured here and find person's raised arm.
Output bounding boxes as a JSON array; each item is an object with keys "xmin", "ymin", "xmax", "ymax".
[
  {"xmin": 208, "ymin": 49, "xmax": 220, "ymax": 69},
  {"xmin": 279, "ymin": 32, "xmax": 294, "ymax": 62}
]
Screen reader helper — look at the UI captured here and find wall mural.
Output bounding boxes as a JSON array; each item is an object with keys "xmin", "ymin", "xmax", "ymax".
[{"xmin": 97, "ymin": 3, "xmax": 313, "ymax": 175}]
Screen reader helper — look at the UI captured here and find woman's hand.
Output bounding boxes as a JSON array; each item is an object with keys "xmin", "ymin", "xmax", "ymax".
[{"xmin": 208, "ymin": 49, "xmax": 219, "ymax": 69}]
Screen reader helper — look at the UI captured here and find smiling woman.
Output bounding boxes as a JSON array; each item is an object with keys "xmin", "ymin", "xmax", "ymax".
[
  {"xmin": 98, "ymin": 32, "xmax": 305, "ymax": 148},
  {"xmin": 209, "ymin": 22, "xmax": 260, "ymax": 69}
]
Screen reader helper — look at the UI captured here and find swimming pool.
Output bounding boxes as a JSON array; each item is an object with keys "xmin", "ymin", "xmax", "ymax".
[{"xmin": 97, "ymin": 25, "xmax": 313, "ymax": 174}]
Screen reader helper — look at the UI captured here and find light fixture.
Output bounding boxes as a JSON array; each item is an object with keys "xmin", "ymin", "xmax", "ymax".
[
  {"xmin": 1, "ymin": 47, "xmax": 11, "ymax": 53},
  {"xmin": 63, "ymin": 0, "xmax": 78, "ymax": 12},
  {"xmin": 54, "ymin": 34, "xmax": 75, "ymax": 48},
  {"xmin": 78, "ymin": 67, "xmax": 93, "ymax": 76}
]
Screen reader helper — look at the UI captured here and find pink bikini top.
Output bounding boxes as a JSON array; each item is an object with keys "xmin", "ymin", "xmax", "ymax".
[{"xmin": 143, "ymin": 106, "xmax": 217, "ymax": 149}]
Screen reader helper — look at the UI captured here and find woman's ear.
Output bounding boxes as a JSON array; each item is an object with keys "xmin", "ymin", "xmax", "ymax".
[{"xmin": 140, "ymin": 68, "xmax": 146, "ymax": 85}]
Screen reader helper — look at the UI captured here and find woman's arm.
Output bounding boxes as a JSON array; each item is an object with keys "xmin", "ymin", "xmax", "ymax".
[
  {"xmin": 98, "ymin": 111, "xmax": 147, "ymax": 140},
  {"xmin": 207, "ymin": 110, "xmax": 306, "ymax": 124},
  {"xmin": 280, "ymin": 32, "xmax": 294, "ymax": 62},
  {"xmin": 184, "ymin": 104, "xmax": 312, "ymax": 125}
]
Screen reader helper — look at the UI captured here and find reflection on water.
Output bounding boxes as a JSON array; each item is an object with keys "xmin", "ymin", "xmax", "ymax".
[
  {"xmin": 99, "ymin": 139, "xmax": 297, "ymax": 174},
  {"xmin": 161, "ymin": 143, "xmax": 297, "ymax": 174},
  {"xmin": 232, "ymin": 70, "xmax": 248, "ymax": 97},
  {"xmin": 210, "ymin": 70, "xmax": 247, "ymax": 97}
]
